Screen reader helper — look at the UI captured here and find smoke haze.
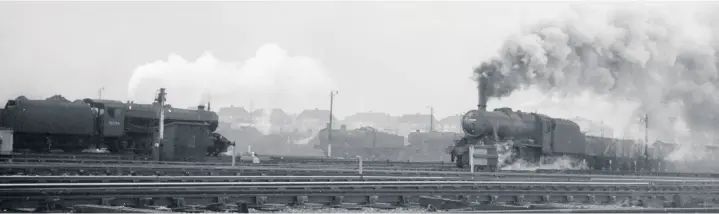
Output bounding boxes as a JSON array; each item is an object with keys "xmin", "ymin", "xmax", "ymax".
[
  {"xmin": 127, "ymin": 44, "xmax": 336, "ymax": 114},
  {"xmin": 477, "ymin": 3, "xmax": 719, "ymax": 144}
]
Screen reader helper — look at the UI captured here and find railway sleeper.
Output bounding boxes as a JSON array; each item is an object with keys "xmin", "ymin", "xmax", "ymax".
[{"xmin": 0, "ymin": 193, "xmax": 712, "ymax": 213}]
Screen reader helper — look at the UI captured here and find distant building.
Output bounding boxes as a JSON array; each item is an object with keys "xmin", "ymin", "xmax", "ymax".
[
  {"xmin": 396, "ymin": 113, "xmax": 437, "ymax": 137},
  {"xmin": 344, "ymin": 112, "xmax": 398, "ymax": 134},
  {"xmin": 252, "ymin": 108, "xmax": 294, "ymax": 134},
  {"xmin": 217, "ymin": 106, "xmax": 253, "ymax": 127},
  {"xmin": 293, "ymin": 108, "xmax": 341, "ymax": 134},
  {"xmin": 438, "ymin": 115, "xmax": 462, "ymax": 133}
]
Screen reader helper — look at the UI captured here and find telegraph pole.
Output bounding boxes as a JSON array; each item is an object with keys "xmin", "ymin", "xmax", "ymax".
[
  {"xmin": 154, "ymin": 88, "xmax": 167, "ymax": 161},
  {"xmin": 327, "ymin": 91, "xmax": 338, "ymax": 157},
  {"xmin": 427, "ymin": 106, "xmax": 434, "ymax": 132},
  {"xmin": 639, "ymin": 113, "xmax": 650, "ymax": 171},
  {"xmin": 249, "ymin": 100, "xmax": 254, "ymax": 127},
  {"xmin": 646, "ymin": 113, "xmax": 650, "ymax": 144},
  {"xmin": 98, "ymin": 87, "xmax": 105, "ymax": 99}
]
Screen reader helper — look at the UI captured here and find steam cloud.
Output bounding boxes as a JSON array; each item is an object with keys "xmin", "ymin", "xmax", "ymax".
[
  {"xmin": 475, "ymin": 4, "xmax": 719, "ymax": 144},
  {"xmin": 127, "ymin": 44, "xmax": 336, "ymax": 113}
]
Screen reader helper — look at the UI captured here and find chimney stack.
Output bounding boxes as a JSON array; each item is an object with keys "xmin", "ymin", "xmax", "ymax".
[
  {"xmin": 197, "ymin": 105, "xmax": 206, "ymax": 111},
  {"xmin": 477, "ymin": 75, "xmax": 488, "ymax": 111}
]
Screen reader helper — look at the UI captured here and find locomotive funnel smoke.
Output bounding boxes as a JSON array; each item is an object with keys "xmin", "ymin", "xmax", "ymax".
[
  {"xmin": 475, "ymin": 4, "xmax": 719, "ymax": 144},
  {"xmin": 127, "ymin": 44, "xmax": 336, "ymax": 113}
]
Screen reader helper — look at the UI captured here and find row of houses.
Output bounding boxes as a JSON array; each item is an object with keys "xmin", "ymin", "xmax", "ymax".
[{"xmin": 217, "ymin": 106, "xmax": 464, "ymax": 137}]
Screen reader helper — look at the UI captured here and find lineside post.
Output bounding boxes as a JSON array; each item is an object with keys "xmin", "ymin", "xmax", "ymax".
[
  {"xmin": 469, "ymin": 144, "xmax": 475, "ymax": 173},
  {"xmin": 231, "ymin": 142, "xmax": 237, "ymax": 167},
  {"xmin": 153, "ymin": 88, "xmax": 167, "ymax": 162},
  {"xmin": 327, "ymin": 90, "xmax": 338, "ymax": 158},
  {"xmin": 327, "ymin": 144, "xmax": 332, "ymax": 157},
  {"xmin": 357, "ymin": 156, "xmax": 363, "ymax": 175}
]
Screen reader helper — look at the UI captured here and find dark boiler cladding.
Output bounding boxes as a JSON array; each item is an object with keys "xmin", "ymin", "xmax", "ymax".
[{"xmin": 473, "ymin": 5, "xmax": 719, "ymax": 140}]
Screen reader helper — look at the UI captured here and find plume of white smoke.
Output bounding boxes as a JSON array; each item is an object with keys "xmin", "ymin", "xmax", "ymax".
[
  {"xmin": 127, "ymin": 44, "xmax": 336, "ymax": 113},
  {"xmin": 476, "ymin": 4, "xmax": 719, "ymax": 149}
]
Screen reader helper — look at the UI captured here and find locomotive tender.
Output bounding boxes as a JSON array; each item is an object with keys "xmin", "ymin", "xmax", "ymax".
[
  {"xmin": 450, "ymin": 77, "xmax": 675, "ymax": 172},
  {"xmin": 0, "ymin": 95, "xmax": 231, "ymax": 156}
]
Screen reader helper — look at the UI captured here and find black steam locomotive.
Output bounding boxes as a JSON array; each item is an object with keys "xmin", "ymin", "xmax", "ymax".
[
  {"xmin": 449, "ymin": 77, "xmax": 677, "ymax": 172},
  {"xmin": 450, "ymin": 107, "xmax": 681, "ymax": 172},
  {"xmin": 0, "ymin": 95, "xmax": 231, "ymax": 156}
]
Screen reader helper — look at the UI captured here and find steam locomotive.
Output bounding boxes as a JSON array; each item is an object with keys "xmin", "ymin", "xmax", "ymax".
[
  {"xmin": 0, "ymin": 95, "xmax": 232, "ymax": 156},
  {"xmin": 449, "ymin": 78, "xmax": 676, "ymax": 172}
]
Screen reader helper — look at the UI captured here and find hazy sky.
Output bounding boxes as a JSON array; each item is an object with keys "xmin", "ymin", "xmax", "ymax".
[
  {"xmin": 0, "ymin": 1, "xmax": 579, "ymax": 118},
  {"xmin": 1, "ymin": 1, "xmax": 705, "ymax": 121}
]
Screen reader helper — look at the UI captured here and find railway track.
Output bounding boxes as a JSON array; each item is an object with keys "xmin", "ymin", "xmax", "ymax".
[
  {"xmin": 2, "ymin": 154, "xmax": 456, "ymax": 168},
  {"xmin": 3, "ymin": 175, "xmax": 718, "ymax": 184},
  {"xmin": 2, "ymin": 162, "xmax": 716, "ymax": 182},
  {"xmin": 4, "ymin": 153, "xmax": 717, "ymax": 178},
  {"xmin": 2, "ymin": 156, "xmax": 458, "ymax": 171},
  {"xmin": 1, "ymin": 180, "xmax": 716, "ymax": 213}
]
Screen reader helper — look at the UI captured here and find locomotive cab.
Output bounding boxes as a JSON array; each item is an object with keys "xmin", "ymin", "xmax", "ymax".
[{"xmin": 83, "ymin": 99, "xmax": 126, "ymax": 138}]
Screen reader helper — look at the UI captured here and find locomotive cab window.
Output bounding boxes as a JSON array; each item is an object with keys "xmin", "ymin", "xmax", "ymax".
[{"xmin": 107, "ymin": 108, "xmax": 118, "ymax": 118}]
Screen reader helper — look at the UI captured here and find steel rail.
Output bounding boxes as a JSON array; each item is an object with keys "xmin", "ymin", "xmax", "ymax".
[
  {"xmin": 2, "ymin": 162, "xmax": 715, "ymax": 181},
  {"xmin": 2, "ymin": 158, "xmax": 461, "ymax": 173},
  {"xmin": 2, "ymin": 153, "xmax": 452, "ymax": 165},
  {"xmin": 0, "ymin": 180, "xmax": 654, "ymax": 188},
  {"xmin": 2, "ymin": 156, "xmax": 456, "ymax": 168},
  {"xmin": 0, "ymin": 175, "xmax": 580, "ymax": 183},
  {"xmin": 2, "ymin": 175, "xmax": 718, "ymax": 185},
  {"xmin": 0, "ymin": 181, "xmax": 713, "ymax": 201},
  {"xmin": 4, "ymin": 155, "xmax": 716, "ymax": 178}
]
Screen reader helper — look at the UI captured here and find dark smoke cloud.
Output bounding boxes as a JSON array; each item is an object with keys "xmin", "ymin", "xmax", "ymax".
[{"xmin": 474, "ymin": 4, "xmax": 719, "ymax": 138}]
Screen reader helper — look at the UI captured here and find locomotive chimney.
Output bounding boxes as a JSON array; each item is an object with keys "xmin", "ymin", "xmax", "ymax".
[{"xmin": 477, "ymin": 75, "xmax": 488, "ymax": 111}]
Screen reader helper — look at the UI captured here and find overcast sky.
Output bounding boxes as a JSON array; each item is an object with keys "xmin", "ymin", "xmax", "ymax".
[{"xmin": 0, "ymin": 1, "xmax": 695, "ymax": 119}]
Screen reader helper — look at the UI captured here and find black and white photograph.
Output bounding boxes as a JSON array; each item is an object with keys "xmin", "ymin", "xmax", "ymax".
[{"xmin": 1, "ymin": 0, "xmax": 719, "ymax": 213}]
